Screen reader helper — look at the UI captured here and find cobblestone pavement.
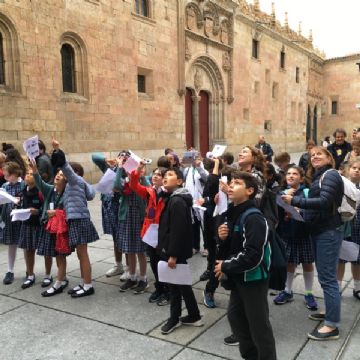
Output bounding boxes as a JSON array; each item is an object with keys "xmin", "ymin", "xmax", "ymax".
[{"xmin": 0, "ymin": 154, "xmax": 359, "ymax": 360}]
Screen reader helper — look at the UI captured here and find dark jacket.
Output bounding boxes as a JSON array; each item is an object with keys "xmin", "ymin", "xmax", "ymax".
[
  {"xmin": 327, "ymin": 141, "xmax": 352, "ymax": 169},
  {"xmin": 36, "ymin": 153, "xmax": 53, "ymax": 183},
  {"xmin": 291, "ymin": 165, "xmax": 343, "ymax": 235},
  {"xmin": 21, "ymin": 186, "xmax": 43, "ymax": 226},
  {"xmin": 220, "ymin": 200, "xmax": 270, "ymax": 284},
  {"xmin": 158, "ymin": 187, "xmax": 194, "ymax": 262},
  {"xmin": 298, "ymin": 152, "xmax": 310, "ymax": 172},
  {"xmin": 202, "ymin": 173, "xmax": 220, "ymax": 216},
  {"xmin": 255, "ymin": 142, "xmax": 273, "ymax": 162}
]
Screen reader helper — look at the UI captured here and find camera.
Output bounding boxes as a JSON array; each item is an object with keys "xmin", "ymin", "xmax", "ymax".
[{"xmin": 143, "ymin": 158, "xmax": 152, "ymax": 165}]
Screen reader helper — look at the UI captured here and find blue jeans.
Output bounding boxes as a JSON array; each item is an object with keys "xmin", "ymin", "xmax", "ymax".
[{"xmin": 311, "ymin": 229, "xmax": 342, "ymax": 328}]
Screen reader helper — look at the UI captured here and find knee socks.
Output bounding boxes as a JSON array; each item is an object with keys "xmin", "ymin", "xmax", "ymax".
[
  {"xmin": 8, "ymin": 244, "xmax": 17, "ymax": 273},
  {"xmin": 303, "ymin": 271, "xmax": 314, "ymax": 294},
  {"xmin": 285, "ymin": 272, "xmax": 295, "ymax": 293}
]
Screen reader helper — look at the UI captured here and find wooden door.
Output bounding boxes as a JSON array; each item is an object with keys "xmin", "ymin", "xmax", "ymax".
[{"xmin": 198, "ymin": 90, "xmax": 209, "ymax": 156}]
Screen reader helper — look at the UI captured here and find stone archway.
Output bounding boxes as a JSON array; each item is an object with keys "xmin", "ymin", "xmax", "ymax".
[{"xmin": 185, "ymin": 56, "xmax": 225, "ymax": 154}]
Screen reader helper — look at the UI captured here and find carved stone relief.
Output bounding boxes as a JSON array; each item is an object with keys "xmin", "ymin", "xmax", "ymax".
[
  {"xmin": 222, "ymin": 51, "xmax": 230, "ymax": 71},
  {"xmin": 204, "ymin": 16, "xmax": 213, "ymax": 37},
  {"xmin": 185, "ymin": 38, "xmax": 191, "ymax": 61},
  {"xmin": 186, "ymin": 6, "xmax": 196, "ymax": 30},
  {"xmin": 220, "ymin": 20, "xmax": 229, "ymax": 45},
  {"xmin": 194, "ymin": 68, "xmax": 203, "ymax": 91}
]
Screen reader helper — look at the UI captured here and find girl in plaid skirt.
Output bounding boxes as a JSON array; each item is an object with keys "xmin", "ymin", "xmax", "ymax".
[
  {"xmin": 18, "ymin": 167, "xmax": 54, "ymax": 289},
  {"xmin": 0, "ymin": 162, "xmax": 24, "ymax": 285},
  {"xmin": 337, "ymin": 159, "xmax": 360, "ymax": 300},
  {"xmin": 274, "ymin": 166, "xmax": 318, "ymax": 310}
]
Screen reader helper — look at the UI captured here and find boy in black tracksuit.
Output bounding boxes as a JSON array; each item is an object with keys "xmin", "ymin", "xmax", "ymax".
[
  {"xmin": 158, "ymin": 168, "xmax": 203, "ymax": 334},
  {"xmin": 215, "ymin": 171, "xmax": 276, "ymax": 360}
]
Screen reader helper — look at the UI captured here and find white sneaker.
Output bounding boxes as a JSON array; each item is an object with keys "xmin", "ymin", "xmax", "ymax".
[
  {"xmin": 106, "ymin": 264, "xmax": 124, "ymax": 277},
  {"xmin": 120, "ymin": 271, "xmax": 130, "ymax": 282}
]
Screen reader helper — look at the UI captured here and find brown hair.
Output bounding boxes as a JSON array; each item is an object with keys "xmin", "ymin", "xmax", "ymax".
[
  {"xmin": 306, "ymin": 146, "xmax": 335, "ymax": 179},
  {"xmin": 333, "ymin": 128, "xmax": 347, "ymax": 138},
  {"xmin": 241, "ymin": 146, "xmax": 266, "ymax": 173},
  {"xmin": 231, "ymin": 170, "xmax": 259, "ymax": 199},
  {"xmin": 69, "ymin": 162, "xmax": 84, "ymax": 177},
  {"xmin": 306, "ymin": 139, "xmax": 316, "ymax": 150},
  {"xmin": 3, "ymin": 161, "xmax": 23, "ymax": 177},
  {"xmin": 344, "ymin": 157, "xmax": 360, "ymax": 178},
  {"xmin": 274, "ymin": 152, "xmax": 291, "ymax": 164}
]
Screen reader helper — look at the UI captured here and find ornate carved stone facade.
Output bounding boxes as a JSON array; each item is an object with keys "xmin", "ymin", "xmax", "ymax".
[{"xmin": 0, "ymin": 0, "xmax": 358, "ymax": 181}]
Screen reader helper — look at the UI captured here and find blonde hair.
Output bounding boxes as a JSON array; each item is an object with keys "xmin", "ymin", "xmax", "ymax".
[{"xmin": 306, "ymin": 146, "xmax": 335, "ymax": 179}]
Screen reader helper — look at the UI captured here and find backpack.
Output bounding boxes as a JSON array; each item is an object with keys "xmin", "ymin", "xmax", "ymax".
[
  {"xmin": 259, "ymin": 188, "xmax": 278, "ymax": 230},
  {"xmin": 233, "ymin": 208, "xmax": 287, "ymax": 291},
  {"xmin": 320, "ymin": 169, "xmax": 360, "ymax": 222}
]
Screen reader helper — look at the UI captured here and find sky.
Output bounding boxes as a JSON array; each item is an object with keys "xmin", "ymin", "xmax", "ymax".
[{"xmin": 258, "ymin": 0, "xmax": 360, "ymax": 59}]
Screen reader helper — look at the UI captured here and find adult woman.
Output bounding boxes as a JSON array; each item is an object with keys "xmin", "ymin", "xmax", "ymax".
[{"xmin": 282, "ymin": 147, "xmax": 343, "ymax": 340}]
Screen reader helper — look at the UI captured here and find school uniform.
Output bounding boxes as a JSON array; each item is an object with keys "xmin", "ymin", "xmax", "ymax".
[
  {"xmin": 18, "ymin": 186, "xmax": 43, "ymax": 251},
  {"xmin": 277, "ymin": 186, "xmax": 314, "ymax": 264},
  {"xmin": 0, "ymin": 179, "xmax": 24, "ymax": 245}
]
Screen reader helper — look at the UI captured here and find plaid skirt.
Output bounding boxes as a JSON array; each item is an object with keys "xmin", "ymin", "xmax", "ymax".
[
  {"xmin": 37, "ymin": 227, "xmax": 58, "ymax": 257},
  {"xmin": 283, "ymin": 236, "xmax": 314, "ymax": 264},
  {"xmin": 68, "ymin": 218, "xmax": 99, "ymax": 248},
  {"xmin": 101, "ymin": 197, "xmax": 119, "ymax": 239},
  {"xmin": 18, "ymin": 224, "xmax": 40, "ymax": 250},
  {"xmin": 0, "ymin": 217, "xmax": 21, "ymax": 245},
  {"xmin": 116, "ymin": 206, "xmax": 145, "ymax": 253}
]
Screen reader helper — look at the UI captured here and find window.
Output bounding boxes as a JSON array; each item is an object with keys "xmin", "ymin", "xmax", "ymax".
[
  {"xmin": 272, "ymin": 82, "xmax": 279, "ymax": 99},
  {"xmin": 280, "ymin": 50, "xmax": 285, "ymax": 69},
  {"xmin": 243, "ymin": 108, "xmax": 249, "ymax": 120},
  {"xmin": 265, "ymin": 69, "xmax": 270, "ymax": 85},
  {"xmin": 296, "ymin": 67, "xmax": 300, "ymax": 83},
  {"xmin": 138, "ymin": 74, "xmax": 146, "ymax": 93},
  {"xmin": 254, "ymin": 81, "xmax": 260, "ymax": 94},
  {"xmin": 331, "ymin": 100, "xmax": 338, "ymax": 115},
  {"xmin": 135, "ymin": 0, "xmax": 149, "ymax": 17},
  {"xmin": 0, "ymin": 32, "xmax": 4, "ymax": 84},
  {"xmin": 61, "ymin": 44, "xmax": 76, "ymax": 93},
  {"xmin": 252, "ymin": 39, "xmax": 259, "ymax": 59}
]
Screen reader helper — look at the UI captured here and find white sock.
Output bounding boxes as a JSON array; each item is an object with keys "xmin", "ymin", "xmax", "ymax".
[
  {"xmin": 116, "ymin": 261, "xmax": 122, "ymax": 267},
  {"xmin": 130, "ymin": 274, "xmax": 137, "ymax": 281},
  {"xmin": 83, "ymin": 283, "xmax": 93, "ymax": 291},
  {"xmin": 303, "ymin": 271, "xmax": 314, "ymax": 294},
  {"xmin": 46, "ymin": 280, "xmax": 62, "ymax": 294},
  {"xmin": 354, "ymin": 280, "xmax": 360, "ymax": 292},
  {"xmin": 139, "ymin": 275, "xmax": 147, "ymax": 282},
  {"xmin": 338, "ymin": 280, "xmax": 342, "ymax": 290},
  {"xmin": 61, "ymin": 278, "xmax": 68, "ymax": 287},
  {"xmin": 54, "ymin": 280, "xmax": 62, "ymax": 289},
  {"xmin": 80, "ymin": 278, "xmax": 84, "ymax": 286},
  {"xmin": 7, "ymin": 244, "xmax": 17, "ymax": 273},
  {"xmin": 44, "ymin": 274, "xmax": 51, "ymax": 279},
  {"xmin": 28, "ymin": 275, "xmax": 35, "ymax": 280},
  {"xmin": 285, "ymin": 272, "xmax": 295, "ymax": 293}
]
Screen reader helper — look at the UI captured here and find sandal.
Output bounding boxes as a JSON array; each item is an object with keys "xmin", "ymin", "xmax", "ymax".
[
  {"xmin": 21, "ymin": 276, "xmax": 35, "ymax": 289},
  {"xmin": 41, "ymin": 276, "xmax": 53, "ymax": 288},
  {"xmin": 41, "ymin": 286, "xmax": 63, "ymax": 297},
  {"xmin": 353, "ymin": 290, "xmax": 360, "ymax": 300}
]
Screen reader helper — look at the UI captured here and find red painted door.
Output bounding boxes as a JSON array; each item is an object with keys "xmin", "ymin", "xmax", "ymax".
[
  {"xmin": 185, "ymin": 88, "xmax": 194, "ymax": 149},
  {"xmin": 198, "ymin": 90, "xmax": 209, "ymax": 156}
]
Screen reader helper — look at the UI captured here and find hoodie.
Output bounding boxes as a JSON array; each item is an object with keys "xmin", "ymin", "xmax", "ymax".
[{"xmin": 158, "ymin": 187, "xmax": 194, "ymax": 262}]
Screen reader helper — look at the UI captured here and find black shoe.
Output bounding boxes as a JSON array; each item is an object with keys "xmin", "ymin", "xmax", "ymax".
[
  {"xmin": 21, "ymin": 275, "xmax": 35, "ymax": 289},
  {"xmin": 308, "ymin": 328, "xmax": 339, "ymax": 341},
  {"xmin": 199, "ymin": 270, "xmax": 211, "ymax": 281},
  {"xmin": 41, "ymin": 286, "xmax": 64, "ymax": 297},
  {"xmin": 157, "ymin": 293, "xmax": 170, "ymax": 306},
  {"xmin": 119, "ymin": 279, "xmax": 137, "ymax": 292},
  {"xmin": 224, "ymin": 334, "xmax": 239, "ymax": 346},
  {"xmin": 60, "ymin": 279, "xmax": 69, "ymax": 290},
  {"xmin": 353, "ymin": 290, "xmax": 360, "ymax": 300},
  {"xmin": 149, "ymin": 290, "xmax": 162, "ymax": 303},
  {"xmin": 179, "ymin": 315, "xmax": 203, "ymax": 327},
  {"xmin": 161, "ymin": 319, "xmax": 181, "ymax": 334},
  {"xmin": 67, "ymin": 285, "xmax": 83, "ymax": 295},
  {"xmin": 308, "ymin": 313, "xmax": 326, "ymax": 321},
  {"xmin": 71, "ymin": 286, "xmax": 95, "ymax": 298},
  {"xmin": 133, "ymin": 280, "xmax": 149, "ymax": 294},
  {"xmin": 3, "ymin": 272, "xmax": 14, "ymax": 285},
  {"xmin": 41, "ymin": 276, "xmax": 53, "ymax": 288}
]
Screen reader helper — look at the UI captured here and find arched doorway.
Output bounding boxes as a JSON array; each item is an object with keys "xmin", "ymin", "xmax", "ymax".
[
  {"xmin": 312, "ymin": 105, "xmax": 318, "ymax": 144},
  {"xmin": 306, "ymin": 105, "xmax": 311, "ymax": 142}
]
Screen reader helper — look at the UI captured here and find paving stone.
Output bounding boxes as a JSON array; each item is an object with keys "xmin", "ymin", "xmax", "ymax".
[
  {"xmin": 0, "ymin": 294, "xmax": 25, "ymax": 314},
  {"xmin": 291, "ymin": 273, "xmax": 324, "ymax": 298},
  {"xmin": 11, "ymin": 278, "xmax": 170, "ymax": 334},
  {"xmin": 193, "ymin": 287, "xmax": 230, "ymax": 310},
  {"xmin": 173, "ymin": 348, "xmax": 226, "ymax": 360},
  {"xmin": 341, "ymin": 315, "xmax": 360, "ymax": 360},
  {"xmin": 0, "ymin": 303, "xmax": 182, "ymax": 360},
  {"xmin": 149, "ymin": 304, "xmax": 226, "ymax": 346}
]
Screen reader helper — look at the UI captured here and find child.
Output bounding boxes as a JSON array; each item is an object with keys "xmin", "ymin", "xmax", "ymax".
[
  {"xmin": 31, "ymin": 161, "xmax": 68, "ymax": 296},
  {"xmin": 92, "ymin": 152, "xmax": 124, "ymax": 278},
  {"xmin": 337, "ymin": 159, "xmax": 360, "ymax": 300},
  {"xmin": 115, "ymin": 154, "xmax": 149, "ymax": 294},
  {"xmin": 214, "ymin": 171, "xmax": 276, "ymax": 359},
  {"xmin": 0, "ymin": 162, "xmax": 24, "ymax": 284},
  {"xmin": 274, "ymin": 152, "xmax": 295, "ymax": 184},
  {"xmin": 18, "ymin": 167, "xmax": 53, "ymax": 289},
  {"xmin": 159, "ymin": 168, "xmax": 203, "ymax": 334},
  {"xmin": 51, "ymin": 139, "xmax": 99, "ymax": 298},
  {"xmin": 273, "ymin": 166, "xmax": 318, "ymax": 310},
  {"xmin": 129, "ymin": 163, "xmax": 169, "ymax": 304}
]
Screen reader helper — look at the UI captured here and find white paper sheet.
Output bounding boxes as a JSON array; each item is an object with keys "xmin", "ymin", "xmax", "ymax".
[
  {"xmin": 276, "ymin": 194, "xmax": 304, "ymax": 222},
  {"xmin": 129, "ymin": 150, "xmax": 142, "ymax": 164},
  {"xmin": 213, "ymin": 176, "xmax": 228, "ymax": 217},
  {"xmin": 339, "ymin": 240, "xmax": 360, "ymax": 262},
  {"xmin": 142, "ymin": 223, "xmax": 159, "ymax": 248},
  {"xmin": 192, "ymin": 203, "xmax": 207, "ymax": 212},
  {"xmin": 94, "ymin": 168, "xmax": 116, "ymax": 194},
  {"xmin": 23, "ymin": 135, "xmax": 39, "ymax": 160},
  {"xmin": 0, "ymin": 190, "xmax": 20, "ymax": 205},
  {"xmin": 158, "ymin": 261, "xmax": 192, "ymax": 285},
  {"xmin": 123, "ymin": 155, "xmax": 140, "ymax": 174},
  {"xmin": 211, "ymin": 144, "xmax": 227, "ymax": 157},
  {"xmin": 10, "ymin": 209, "xmax": 31, "ymax": 222}
]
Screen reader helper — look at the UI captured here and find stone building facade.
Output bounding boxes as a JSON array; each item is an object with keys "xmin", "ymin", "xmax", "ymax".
[{"xmin": 0, "ymin": 0, "xmax": 358, "ymax": 181}]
